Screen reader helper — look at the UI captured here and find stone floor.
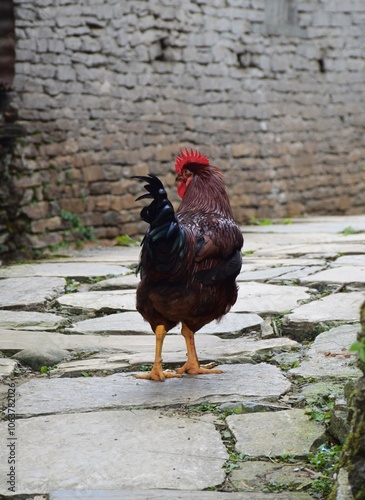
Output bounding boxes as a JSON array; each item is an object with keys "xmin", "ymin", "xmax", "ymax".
[{"xmin": 0, "ymin": 215, "xmax": 364, "ymax": 499}]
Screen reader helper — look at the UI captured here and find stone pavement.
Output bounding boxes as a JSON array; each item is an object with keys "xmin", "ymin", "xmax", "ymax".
[{"xmin": 0, "ymin": 215, "xmax": 364, "ymax": 499}]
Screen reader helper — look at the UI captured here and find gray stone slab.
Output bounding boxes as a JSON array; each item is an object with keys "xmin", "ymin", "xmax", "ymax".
[
  {"xmin": 255, "ymin": 242, "xmax": 365, "ymax": 259},
  {"xmin": 13, "ymin": 347, "xmax": 71, "ymax": 370},
  {"xmin": 0, "ymin": 328, "xmax": 298, "ymax": 366},
  {"xmin": 0, "ymin": 262, "xmax": 129, "ymax": 279},
  {"xmin": 0, "ymin": 329, "xmax": 68, "ymax": 354},
  {"xmin": 237, "ymin": 266, "xmax": 303, "ymax": 282},
  {"xmin": 230, "ymin": 460, "xmax": 314, "ymax": 493},
  {"xmin": 15, "ymin": 364, "xmax": 291, "ymax": 417},
  {"xmin": 50, "ymin": 489, "xmax": 311, "ymax": 499},
  {"xmin": 67, "ymin": 311, "xmax": 151, "ymax": 335},
  {"xmin": 193, "ymin": 313, "xmax": 263, "ymax": 336},
  {"xmin": 244, "ymin": 257, "xmax": 327, "ymax": 267},
  {"xmin": 67, "ymin": 311, "xmax": 263, "ymax": 336},
  {"xmin": 49, "ymin": 245, "xmax": 140, "ymax": 265},
  {"xmin": 227, "ymin": 409, "xmax": 324, "ymax": 457},
  {"xmin": 283, "ymin": 292, "xmax": 364, "ymax": 326},
  {"xmin": 233, "ymin": 282, "xmax": 311, "ymax": 314},
  {"xmin": 56, "ymin": 290, "xmax": 137, "ymax": 312},
  {"xmin": 242, "ymin": 215, "xmax": 365, "ymax": 235},
  {"xmin": 0, "ymin": 410, "xmax": 227, "ymax": 494},
  {"xmin": 289, "ymin": 324, "xmax": 361, "ymax": 379},
  {"xmin": 270, "ymin": 265, "xmax": 324, "ymax": 282},
  {"xmin": 0, "ymin": 324, "xmax": 298, "ymax": 376},
  {"xmin": 0, "ymin": 357, "xmax": 17, "ymax": 378},
  {"xmin": 89, "ymin": 274, "xmax": 139, "ymax": 290},
  {"xmin": 301, "ymin": 266, "xmax": 365, "ymax": 286},
  {"xmin": 0, "ymin": 310, "xmax": 68, "ymax": 331},
  {"xmin": 53, "ymin": 336, "xmax": 298, "ymax": 377},
  {"xmin": 0, "ymin": 277, "xmax": 66, "ymax": 309},
  {"xmin": 335, "ymin": 255, "xmax": 365, "ymax": 266},
  {"xmin": 53, "ymin": 356, "xmax": 130, "ymax": 377}
]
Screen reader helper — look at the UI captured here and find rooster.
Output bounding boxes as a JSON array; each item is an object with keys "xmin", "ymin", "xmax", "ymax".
[{"xmin": 133, "ymin": 148, "xmax": 243, "ymax": 381}]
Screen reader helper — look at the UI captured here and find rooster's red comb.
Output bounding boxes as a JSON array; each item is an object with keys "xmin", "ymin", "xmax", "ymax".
[{"xmin": 175, "ymin": 148, "xmax": 210, "ymax": 174}]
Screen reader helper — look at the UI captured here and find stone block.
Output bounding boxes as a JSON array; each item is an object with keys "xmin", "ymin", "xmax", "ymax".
[
  {"xmin": 22, "ymin": 202, "xmax": 49, "ymax": 220},
  {"xmin": 31, "ymin": 217, "xmax": 62, "ymax": 233},
  {"xmin": 82, "ymin": 165, "xmax": 104, "ymax": 182}
]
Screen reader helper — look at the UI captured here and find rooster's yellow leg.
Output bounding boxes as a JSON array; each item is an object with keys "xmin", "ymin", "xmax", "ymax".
[
  {"xmin": 135, "ymin": 325, "xmax": 182, "ymax": 381},
  {"xmin": 176, "ymin": 323, "xmax": 222, "ymax": 375}
]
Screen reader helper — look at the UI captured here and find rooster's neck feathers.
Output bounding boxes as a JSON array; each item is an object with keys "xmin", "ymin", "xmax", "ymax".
[
  {"xmin": 175, "ymin": 148, "xmax": 210, "ymax": 175},
  {"xmin": 178, "ymin": 166, "xmax": 234, "ymax": 218}
]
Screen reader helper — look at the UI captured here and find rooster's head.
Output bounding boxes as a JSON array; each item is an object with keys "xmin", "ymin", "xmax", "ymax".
[{"xmin": 175, "ymin": 148, "xmax": 210, "ymax": 198}]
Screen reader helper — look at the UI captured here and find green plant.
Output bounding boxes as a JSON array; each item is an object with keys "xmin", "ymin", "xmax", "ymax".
[
  {"xmin": 249, "ymin": 217, "xmax": 273, "ymax": 226},
  {"xmin": 262, "ymin": 480, "xmax": 300, "ymax": 493},
  {"xmin": 115, "ymin": 234, "xmax": 139, "ymax": 247},
  {"xmin": 60, "ymin": 209, "xmax": 95, "ymax": 243},
  {"xmin": 220, "ymin": 405, "xmax": 244, "ymax": 419},
  {"xmin": 40, "ymin": 365, "xmax": 55, "ymax": 374},
  {"xmin": 279, "ymin": 452, "xmax": 299, "ymax": 463},
  {"xmin": 187, "ymin": 403, "xmax": 220, "ymax": 414},
  {"xmin": 340, "ymin": 226, "xmax": 362, "ymax": 236},
  {"xmin": 308, "ymin": 444, "xmax": 342, "ymax": 497},
  {"xmin": 138, "ymin": 364, "xmax": 153, "ymax": 372},
  {"xmin": 65, "ymin": 278, "xmax": 80, "ymax": 294},
  {"xmin": 306, "ymin": 398, "xmax": 334, "ymax": 423},
  {"xmin": 349, "ymin": 338, "xmax": 365, "ymax": 362},
  {"xmin": 224, "ymin": 451, "xmax": 248, "ymax": 474}
]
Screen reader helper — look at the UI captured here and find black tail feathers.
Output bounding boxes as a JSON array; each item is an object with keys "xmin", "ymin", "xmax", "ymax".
[{"xmin": 132, "ymin": 174, "xmax": 185, "ymax": 273}]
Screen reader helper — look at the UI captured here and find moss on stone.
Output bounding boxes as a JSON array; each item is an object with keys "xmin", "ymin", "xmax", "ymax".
[{"xmin": 337, "ymin": 301, "xmax": 365, "ymax": 499}]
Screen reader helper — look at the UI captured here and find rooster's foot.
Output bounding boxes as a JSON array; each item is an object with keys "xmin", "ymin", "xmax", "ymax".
[
  {"xmin": 135, "ymin": 368, "xmax": 182, "ymax": 382},
  {"xmin": 175, "ymin": 361, "xmax": 222, "ymax": 375}
]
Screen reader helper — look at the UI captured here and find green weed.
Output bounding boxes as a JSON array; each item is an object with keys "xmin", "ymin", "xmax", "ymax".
[
  {"xmin": 115, "ymin": 234, "xmax": 139, "ymax": 247},
  {"xmin": 249, "ymin": 217, "xmax": 273, "ymax": 226},
  {"xmin": 308, "ymin": 444, "xmax": 342, "ymax": 497},
  {"xmin": 60, "ymin": 209, "xmax": 96, "ymax": 244},
  {"xmin": 224, "ymin": 452, "xmax": 248, "ymax": 474},
  {"xmin": 340, "ymin": 226, "xmax": 362, "ymax": 236},
  {"xmin": 349, "ymin": 338, "xmax": 365, "ymax": 363}
]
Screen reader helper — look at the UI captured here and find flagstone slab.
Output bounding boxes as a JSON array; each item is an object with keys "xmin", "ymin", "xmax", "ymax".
[
  {"xmin": 13, "ymin": 347, "xmax": 71, "ymax": 371},
  {"xmin": 227, "ymin": 409, "xmax": 324, "ymax": 457},
  {"xmin": 15, "ymin": 364, "xmax": 291, "ymax": 417},
  {"xmin": 0, "ymin": 357, "xmax": 17, "ymax": 378},
  {"xmin": 0, "ymin": 277, "xmax": 66, "ymax": 309},
  {"xmin": 0, "ymin": 329, "xmax": 298, "ymax": 365},
  {"xmin": 48, "ymin": 245, "xmax": 140, "ymax": 265},
  {"xmin": 301, "ymin": 266, "xmax": 365, "ymax": 286},
  {"xmin": 0, "ymin": 410, "xmax": 227, "ymax": 494},
  {"xmin": 88, "ymin": 274, "xmax": 139, "ymax": 290},
  {"xmin": 283, "ymin": 292, "xmax": 364, "ymax": 338},
  {"xmin": 67, "ymin": 311, "xmax": 263, "ymax": 336},
  {"xmin": 232, "ymin": 282, "xmax": 311, "ymax": 314},
  {"xmin": 56, "ymin": 291, "xmax": 137, "ymax": 312},
  {"xmin": 242, "ymin": 215, "xmax": 365, "ymax": 235},
  {"xmin": 53, "ymin": 356, "xmax": 130, "ymax": 377},
  {"xmin": 237, "ymin": 266, "xmax": 304, "ymax": 282},
  {"xmin": 0, "ymin": 262, "xmax": 129, "ymax": 279},
  {"xmin": 269, "ymin": 265, "xmax": 324, "ymax": 282},
  {"xmin": 230, "ymin": 460, "xmax": 314, "ymax": 493},
  {"xmin": 289, "ymin": 324, "xmax": 361, "ymax": 379},
  {"xmin": 53, "ymin": 336, "xmax": 298, "ymax": 377},
  {"xmin": 0, "ymin": 310, "xmax": 69, "ymax": 331},
  {"xmin": 49, "ymin": 489, "xmax": 311, "ymax": 499},
  {"xmin": 67, "ymin": 311, "xmax": 151, "ymax": 335},
  {"xmin": 335, "ymin": 255, "xmax": 365, "ymax": 266},
  {"xmin": 255, "ymin": 243, "xmax": 365, "ymax": 259}
]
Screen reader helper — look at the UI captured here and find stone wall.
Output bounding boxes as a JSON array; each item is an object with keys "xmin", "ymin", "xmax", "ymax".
[{"xmin": 7, "ymin": 0, "xmax": 365, "ymax": 254}]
